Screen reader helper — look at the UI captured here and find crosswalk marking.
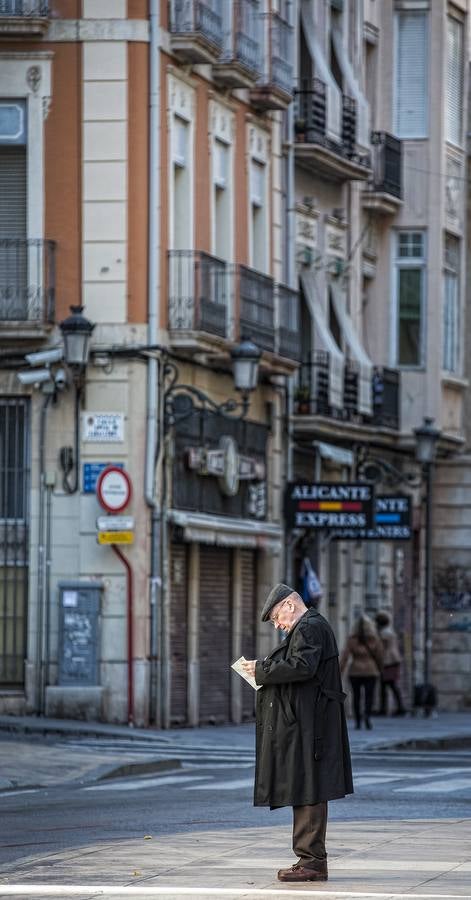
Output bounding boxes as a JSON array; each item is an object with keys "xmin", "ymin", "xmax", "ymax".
[
  {"xmin": 185, "ymin": 777, "xmax": 254, "ymax": 791},
  {"xmin": 394, "ymin": 776, "xmax": 471, "ymax": 794},
  {"xmin": 83, "ymin": 774, "xmax": 210, "ymax": 792}
]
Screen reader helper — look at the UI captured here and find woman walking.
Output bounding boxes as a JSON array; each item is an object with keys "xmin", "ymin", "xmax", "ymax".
[
  {"xmin": 375, "ymin": 610, "xmax": 406, "ymax": 716},
  {"xmin": 340, "ymin": 614, "xmax": 383, "ymax": 729}
]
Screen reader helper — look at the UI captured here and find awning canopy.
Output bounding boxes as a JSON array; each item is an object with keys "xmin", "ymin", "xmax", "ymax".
[
  {"xmin": 301, "ymin": 0, "xmax": 342, "ymax": 141},
  {"xmin": 329, "ymin": 279, "xmax": 373, "ymax": 415},
  {"xmin": 331, "ymin": 26, "xmax": 370, "ymax": 148},
  {"xmin": 168, "ymin": 509, "xmax": 283, "ymax": 553},
  {"xmin": 301, "ymin": 272, "xmax": 344, "ymax": 410}
]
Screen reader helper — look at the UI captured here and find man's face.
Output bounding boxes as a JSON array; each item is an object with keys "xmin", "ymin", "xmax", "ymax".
[{"xmin": 269, "ymin": 594, "xmax": 296, "ymax": 633}]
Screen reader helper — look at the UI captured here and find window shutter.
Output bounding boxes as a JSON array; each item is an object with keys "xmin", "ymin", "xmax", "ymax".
[
  {"xmin": 395, "ymin": 12, "xmax": 428, "ymax": 138},
  {"xmin": 0, "ymin": 147, "xmax": 26, "ymax": 238},
  {"xmin": 0, "ymin": 147, "xmax": 27, "ymax": 318},
  {"xmin": 446, "ymin": 16, "xmax": 463, "ymax": 146}
]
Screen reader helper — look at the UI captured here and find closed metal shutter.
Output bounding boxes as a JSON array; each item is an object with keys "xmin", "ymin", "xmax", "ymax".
[
  {"xmin": 241, "ymin": 549, "xmax": 257, "ymax": 720},
  {"xmin": 0, "ymin": 147, "xmax": 27, "ymax": 318},
  {"xmin": 199, "ymin": 545, "xmax": 231, "ymax": 724},
  {"xmin": 170, "ymin": 542, "xmax": 188, "ymax": 725},
  {"xmin": 394, "ymin": 11, "xmax": 428, "ymax": 139}
]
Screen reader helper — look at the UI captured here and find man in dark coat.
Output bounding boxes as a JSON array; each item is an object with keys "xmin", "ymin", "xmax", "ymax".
[{"xmin": 242, "ymin": 583, "xmax": 353, "ymax": 883}]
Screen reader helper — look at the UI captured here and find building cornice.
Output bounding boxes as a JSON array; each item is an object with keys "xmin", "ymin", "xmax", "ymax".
[{"xmin": 45, "ymin": 19, "xmax": 149, "ymax": 42}]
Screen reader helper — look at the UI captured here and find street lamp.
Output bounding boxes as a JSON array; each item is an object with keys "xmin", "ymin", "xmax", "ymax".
[
  {"xmin": 414, "ymin": 416, "xmax": 441, "ymax": 691},
  {"xmin": 58, "ymin": 305, "xmax": 96, "ymax": 494},
  {"xmin": 165, "ymin": 338, "xmax": 261, "ymax": 425},
  {"xmin": 59, "ymin": 304, "xmax": 95, "ymax": 378}
]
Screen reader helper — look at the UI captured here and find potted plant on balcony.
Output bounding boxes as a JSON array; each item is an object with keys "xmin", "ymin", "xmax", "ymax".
[
  {"xmin": 294, "ymin": 384, "xmax": 311, "ymax": 414},
  {"xmin": 294, "ymin": 117, "xmax": 306, "ymax": 142}
]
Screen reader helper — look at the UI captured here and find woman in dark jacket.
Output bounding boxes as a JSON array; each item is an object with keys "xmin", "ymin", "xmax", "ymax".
[{"xmin": 340, "ymin": 614, "xmax": 383, "ymax": 729}]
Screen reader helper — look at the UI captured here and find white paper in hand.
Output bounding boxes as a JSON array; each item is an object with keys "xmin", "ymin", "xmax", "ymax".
[{"xmin": 231, "ymin": 656, "xmax": 262, "ymax": 691}]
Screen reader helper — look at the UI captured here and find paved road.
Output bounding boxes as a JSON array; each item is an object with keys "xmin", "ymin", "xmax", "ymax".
[{"xmin": 0, "ymin": 735, "xmax": 470, "ymax": 872}]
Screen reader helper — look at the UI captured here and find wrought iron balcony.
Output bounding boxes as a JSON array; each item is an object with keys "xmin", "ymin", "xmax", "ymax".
[
  {"xmin": 213, "ymin": 0, "xmax": 261, "ymax": 89},
  {"xmin": 169, "ymin": 0, "xmax": 223, "ymax": 64},
  {"xmin": 250, "ymin": 12, "xmax": 294, "ymax": 111},
  {"xmin": 294, "ymin": 355, "xmax": 400, "ymax": 430},
  {"xmin": 294, "ymin": 79, "xmax": 371, "ymax": 182},
  {"xmin": 0, "ymin": 0, "xmax": 49, "ymax": 34},
  {"xmin": 0, "ymin": 239, "xmax": 55, "ymax": 332},
  {"xmin": 371, "ymin": 366, "xmax": 400, "ymax": 430},
  {"xmin": 362, "ymin": 132, "xmax": 403, "ymax": 215},
  {"xmin": 276, "ymin": 284, "xmax": 301, "ymax": 362},
  {"xmin": 168, "ymin": 250, "xmax": 231, "ymax": 341},
  {"xmin": 238, "ymin": 264, "xmax": 275, "ymax": 353}
]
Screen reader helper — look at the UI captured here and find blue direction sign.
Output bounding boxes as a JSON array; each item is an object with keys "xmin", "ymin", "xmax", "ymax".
[
  {"xmin": 83, "ymin": 462, "xmax": 124, "ymax": 494},
  {"xmin": 331, "ymin": 494, "xmax": 412, "ymax": 540}
]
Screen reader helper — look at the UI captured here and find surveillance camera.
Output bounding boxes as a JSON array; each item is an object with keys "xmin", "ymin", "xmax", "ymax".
[
  {"xmin": 25, "ymin": 347, "xmax": 63, "ymax": 367},
  {"xmin": 54, "ymin": 368, "xmax": 68, "ymax": 390},
  {"xmin": 17, "ymin": 368, "xmax": 52, "ymax": 387}
]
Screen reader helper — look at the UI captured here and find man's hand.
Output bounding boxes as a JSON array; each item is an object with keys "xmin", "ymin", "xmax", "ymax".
[{"xmin": 241, "ymin": 659, "xmax": 257, "ymax": 678}]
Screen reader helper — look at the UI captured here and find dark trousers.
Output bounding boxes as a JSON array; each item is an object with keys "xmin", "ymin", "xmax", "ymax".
[
  {"xmin": 380, "ymin": 678, "xmax": 404, "ymax": 714},
  {"xmin": 350, "ymin": 675, "xmax": 376, "ymax": 726},
  {"xmin": 292, "ymin": 801, "xmax": 328, "ymax": 865}
]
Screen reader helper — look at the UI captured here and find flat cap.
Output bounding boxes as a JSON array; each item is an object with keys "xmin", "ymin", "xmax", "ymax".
[{"xmin": 261, "ymin": 583, "xmax": 296, "ymax": 622}]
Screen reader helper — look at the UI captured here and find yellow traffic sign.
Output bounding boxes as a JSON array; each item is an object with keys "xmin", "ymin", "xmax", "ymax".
[{"xmin": 98, "ymin": 531, "xmax": 134, "ymax": 545}]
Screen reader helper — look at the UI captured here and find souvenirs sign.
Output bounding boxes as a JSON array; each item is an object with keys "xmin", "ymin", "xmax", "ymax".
[{"xmin": 285, "ymin": 482, "xmax": 374, "ymax": 531}]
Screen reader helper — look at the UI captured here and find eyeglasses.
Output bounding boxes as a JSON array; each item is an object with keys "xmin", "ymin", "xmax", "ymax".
[{"xmin": 269, "ymin": 598, "xmax": 289, "ymax": 625}]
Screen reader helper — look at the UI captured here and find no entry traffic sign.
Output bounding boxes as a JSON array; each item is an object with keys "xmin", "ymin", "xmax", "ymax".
[{"xmin": 96, "ymin": 465, "xmax": 132, "ymax": 513}]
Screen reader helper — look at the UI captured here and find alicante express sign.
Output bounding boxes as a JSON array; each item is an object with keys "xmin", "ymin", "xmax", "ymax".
[{"xmin": 285, "ymin": 482, "xmax": 374, "ymax": 531}]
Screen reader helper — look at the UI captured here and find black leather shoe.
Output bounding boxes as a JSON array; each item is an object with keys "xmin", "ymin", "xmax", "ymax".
[{"xmin": 278, "ymin": 862, "xmax": 328, "ymax": 882}]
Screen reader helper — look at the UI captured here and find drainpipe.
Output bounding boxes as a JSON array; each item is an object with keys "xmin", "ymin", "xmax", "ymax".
[
  {"xmin": 145, "ymin": 0, "xmax": 162, "ymax": 727},
  {"xmin": 36, "ymin": 392, "xmax": 52, "ymax": 713},
  {"xmin": 113, "ymin": 545, "xmax": 135, "ymax": 726}
]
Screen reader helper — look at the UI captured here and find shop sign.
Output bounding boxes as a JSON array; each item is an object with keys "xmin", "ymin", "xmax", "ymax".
[
  {"xmin": 285, "ymin": 482, "xmax": 374, "ymax": 530},
  {"xmin": 331, "ymin": 495, "xmax": 412, "ymax": 541},
  {"xmin": 186, "ymin": 435, "xmax": 266, "ymax": 498}
]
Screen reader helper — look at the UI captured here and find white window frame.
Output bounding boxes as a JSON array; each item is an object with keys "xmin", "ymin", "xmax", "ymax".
[
  {"xmin": 392, "ymin": 230, "xmax": 427, "ymax": 369},
  {"xmin": 168, "ymin": 76, "xmax": 195, "ymax": 252},
  {"xmin": 209, "ymin": 101, "xmax": 234, "ymax": 263},
  {"xmin": 393, "ymin": 10, "xmax": 429, "ymax": 139},
  {"xmin": 0, "ymin": 54, "xmax": 52, "ymax": 246},
  {"xmin": 442, "ymin": 234, "xmax": 460, "ymax": 374},
  {"xmin": 247, "ymin": 124, "xmax": 270, "ymax": 275}
]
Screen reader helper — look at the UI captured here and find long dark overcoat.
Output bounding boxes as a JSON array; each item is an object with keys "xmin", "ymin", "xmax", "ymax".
[{"xmin": 254, "ymin": 607, "xmax": 353, "ymax": 808}]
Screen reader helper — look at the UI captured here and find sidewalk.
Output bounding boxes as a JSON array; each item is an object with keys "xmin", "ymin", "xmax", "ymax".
[
  {"xmin": 0, "ymin": 712, "xmax": 470, "ymax": 791},
  {"xmin": 0, "ymin": 818, "xmax": 470, "ymax": 899}
]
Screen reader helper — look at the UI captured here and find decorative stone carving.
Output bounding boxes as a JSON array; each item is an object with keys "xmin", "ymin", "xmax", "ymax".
[
  {"xmin": 445, "ymin": 155, "xmax": 462, "ymax": 231},
  {"xmin": 27, "ymin": 65, "xmax": 41, "ymax": 93}
]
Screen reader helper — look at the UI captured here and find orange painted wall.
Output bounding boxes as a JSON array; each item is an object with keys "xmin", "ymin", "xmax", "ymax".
[
  {"xmin": 43, "ymin": 42, "xmax": 82, "ymax": 320},
  {"xmin": 234, "ymin": 105, "xmax": 249, "ymax": 266},
  {"xmin": 128, "ymin": 41, "xmax": 149, "ymax": 324},
  {"xmin": 128, "ymin": 0, "xmax": 149, "ymax": 18},
  {"xmin": 159, "ymin": 55, "xmax": 169, "ymax": 330},
  {"xmin": 50, "ymin": 0, "xmax": 81, "ymax": 17}
]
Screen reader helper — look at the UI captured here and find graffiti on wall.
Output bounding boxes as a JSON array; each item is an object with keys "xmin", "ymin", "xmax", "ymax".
[{"xmin": 434, "ymin": 566, "xmax": 471, "ymax": 611}]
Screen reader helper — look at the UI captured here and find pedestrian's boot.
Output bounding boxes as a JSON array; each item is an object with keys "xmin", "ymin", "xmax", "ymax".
[{"xmin": 277, "ymin": 860, "xmax": 328, "ymax": 882}]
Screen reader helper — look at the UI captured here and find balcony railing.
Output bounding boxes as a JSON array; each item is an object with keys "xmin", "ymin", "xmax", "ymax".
[
  {"xmin": 370, "ymin": 132, "xmax": 402, "ymax": 199},
  {"xmin": 295, "ymin": 354, "xmax": 400, "ymax": 429},
  {"xmin": 294, "ymin": 79, "xmax": 370, "ymax": 172},
  {"xmin": 372, "ymin": 366, "xmax": 400, "ymax": 430},
  {"xmin": 0, "ymin": 0, "xmax": 49, "ymax": 32},
  {"xmin": 276, "ymin": 284, "xmax": 300, "ymax": 361},
  {"xmin": 238, "ymin": 264, "xmax": 275, "ymax": 353},
  {"xmin": 169, "ymin": 0, "xmax": 223, "ymax": 62},
  {"xmin": 0, "ymin": 0, "xmax": 48, "ymax": 14},
  {"xmin": 0, "ymin": 239, "xmax": 55, "ymax": 325},
  {"xmin": 213, "ymin": 0, "xmax": 261, "ymax": 87},
  {"xmin": 168, "ymin": 251, "xmax": 230, "ymax": 338},
  {"xmin": 251, "ymin": 12, "xmax": 293, "ymax": 109}
]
